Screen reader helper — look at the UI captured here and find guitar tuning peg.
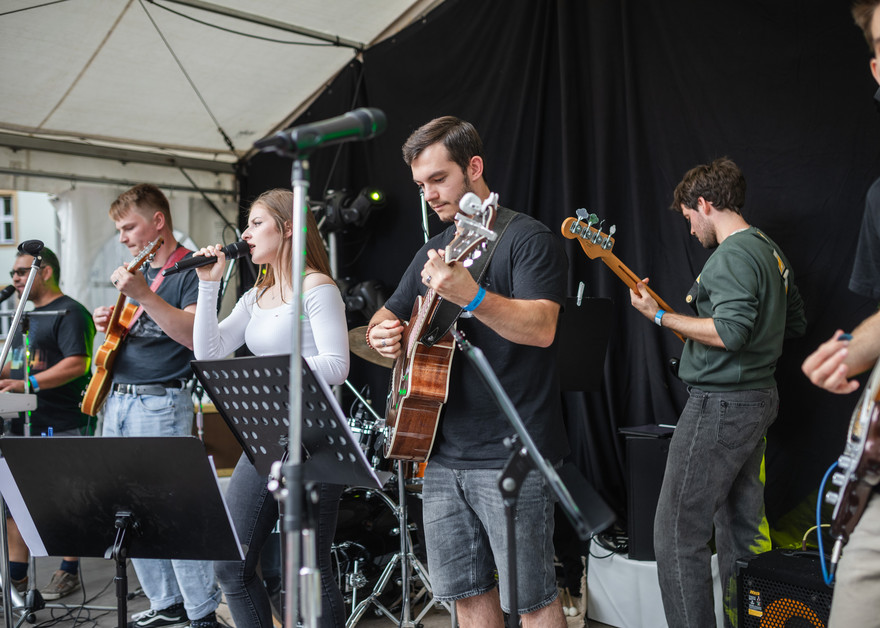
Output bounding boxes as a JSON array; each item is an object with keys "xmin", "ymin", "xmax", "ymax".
[
  {"xmin": 592, "ymin": 219, "xmax": 605, "ymax": 243},
  {"xmin": 471, "ymin": 249, "xmax": 482, "ymax": 259},
  {"xmin": 603, "ymin": 225, "xmax": 616, "ymax": 249},
  {"xmin": 587, "ymin": 213, "xmax": 598, "ymax": 226},
  {"xmin": 463, "ymin": 258, "xmax": 474, "ymax": 268},
  {"xmin": 575, "ymin": 208, "xmax": 589, "ymax": 222}
]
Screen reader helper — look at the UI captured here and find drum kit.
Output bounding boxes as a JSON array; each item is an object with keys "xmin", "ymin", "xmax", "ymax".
[{"xmin": 333, "ymin": 327, "xmax": 448, "ymax": 627}]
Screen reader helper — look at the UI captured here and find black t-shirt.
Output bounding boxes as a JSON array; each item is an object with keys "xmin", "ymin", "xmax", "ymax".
[
  {"xmin": 849, "ymin": 177, "xmax": 880, "ymax": 300},
  {"xmin": 384, "ymin": 210, "xmax": 570, "ymax": 468},
  {"xmin": 112, "ymin": 250, "xmax": 199, "ymax": 384},
  {"xmin": 10, "ymin": 294, "xmax": 95, "ymax": 433}
]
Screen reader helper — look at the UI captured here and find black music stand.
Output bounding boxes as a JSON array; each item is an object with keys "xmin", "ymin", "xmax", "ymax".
[
  {"xmin": 190, "ymin": 354, "xmax": 381, "ymax": 489},
  {"xmin": 0, "ymin": 436, "xmax": 243, "ymax": 628},
  {"xmin": 556, "ymin": 297, "xmax": 612, "ymax": 391}
]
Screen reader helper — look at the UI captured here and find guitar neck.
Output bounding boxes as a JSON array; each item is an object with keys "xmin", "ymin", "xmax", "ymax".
[
  {"xmin": 599, "ymin": 253, "xmax": 685, "ymax": 343},
  {"xmin": 105, "ymin": 291, "xmax": 129, "ymax": 336}
]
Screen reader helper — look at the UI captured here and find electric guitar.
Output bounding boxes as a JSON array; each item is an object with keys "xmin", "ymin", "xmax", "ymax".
[
  {"xmin": 81, "ymin": 238, "xmax": 163, "ymax": 416},
  {"xmin": 384, "ymin": 192, "xmax": 499, "ymax": 461},
  {"xmin": 825, "ymin": 357, "xmax": 880, "ymax": 559},
  {"xmin": 561, "ymin": 209, "xmax": 685, "ymax": 342}
]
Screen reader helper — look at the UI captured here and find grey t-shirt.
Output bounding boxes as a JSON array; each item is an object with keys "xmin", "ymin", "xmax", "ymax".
[{"xmin": 112, "ymin": 249, "xmax": 199, "ymax": 384}]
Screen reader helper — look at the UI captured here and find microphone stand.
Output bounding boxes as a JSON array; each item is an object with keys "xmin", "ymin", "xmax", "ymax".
[
  {"xmin": 283, "ymin": 155, "xmax": 311, "ymax": 628},
  {"xmin": 0, "ymin": 250, "xmax": 42, "ymax": 628}
]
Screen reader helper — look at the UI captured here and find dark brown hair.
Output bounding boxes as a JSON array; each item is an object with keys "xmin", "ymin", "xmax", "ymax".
[
  {"xmin": 852, "ymin": 0, "xmax": 880, "ymax": 52},
  {"xmin": 402, "ymin": 116, "xmax": 483, "ymax": 172},
  {"xmin": 671, "ymin": 157, "xmax": 746, "ymax": 215}
]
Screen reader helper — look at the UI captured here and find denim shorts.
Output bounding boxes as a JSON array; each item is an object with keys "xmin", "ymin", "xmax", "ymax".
[{"xmin": 422, "ymin": 462, "xmax": 558, "ymax": 614}]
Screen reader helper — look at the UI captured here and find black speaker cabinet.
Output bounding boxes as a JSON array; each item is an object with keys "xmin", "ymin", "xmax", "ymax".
[
  {"xmin": 622, "ymin": 425, "xmax": 673, "ymax": 561},
  {"xmin": 737, "ymin": 550, "xmax": 833, "ymax": 628}
]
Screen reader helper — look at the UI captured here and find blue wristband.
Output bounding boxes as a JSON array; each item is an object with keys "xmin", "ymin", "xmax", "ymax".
[
  {"xmin": 462, "ymin": 286, "xmax": 486, "ymax": 312},
  {"xmin": 654, "ymin": 309, "xmax": 665, "ymax": 327},
  {"xmin": 28, "ymin": 375, "xmax": 39, "ymax": 392}
]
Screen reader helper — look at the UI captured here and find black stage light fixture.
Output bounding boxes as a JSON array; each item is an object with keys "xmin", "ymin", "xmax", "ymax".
[{"xmin": 323, "ymin": 187, "xmax": 386, "ymax": 232}]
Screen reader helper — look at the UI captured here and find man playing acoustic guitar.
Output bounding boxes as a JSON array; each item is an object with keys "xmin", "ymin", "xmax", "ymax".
[
  {"xmin": 91, "ymin": 184, "xmax": 221, "ymax": 628},
  {"xmin": 367, "ymin": 117, "xmax": 569, "ymax": 627},
  {"xmin": 801, "ymin": 2, "xmax": 880, "ymax": 627}
]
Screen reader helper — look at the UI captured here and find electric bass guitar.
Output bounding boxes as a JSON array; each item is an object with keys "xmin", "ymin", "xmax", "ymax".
[
  {"xmin": 825, "ymin": 356, "xmax": 880, "ymax": 566},
  {"xmin": 561, "ymin": 209, "xmax": 685, "ymax": 343},
  {"xmin": 81, "ymin": 238, "xmax": 163, "ymax": 416},
  {"xmin": 384, "ymin": 192, "xmax": 499, "ymax": 461}
]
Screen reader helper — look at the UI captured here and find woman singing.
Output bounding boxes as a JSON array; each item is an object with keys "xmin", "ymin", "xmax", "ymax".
[{"xmin": 192, "ymin": 188, "xmax": 350, "ymax": 627}]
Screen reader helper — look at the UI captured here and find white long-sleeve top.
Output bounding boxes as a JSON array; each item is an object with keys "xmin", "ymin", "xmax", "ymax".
[{"xmin": 193, "ymin": 280, "xmax": 350, "ymax": 386}]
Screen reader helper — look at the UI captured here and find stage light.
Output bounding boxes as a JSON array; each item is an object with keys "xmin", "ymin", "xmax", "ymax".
[{"xmin": 322, "ymin": 186, "xmax": 385, "ymax": 232}]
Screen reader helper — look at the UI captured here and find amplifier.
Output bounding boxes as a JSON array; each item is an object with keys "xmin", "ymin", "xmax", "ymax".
[{"xmin": 737, "ymin": 550, "xmax": 833, "ymax": 627}]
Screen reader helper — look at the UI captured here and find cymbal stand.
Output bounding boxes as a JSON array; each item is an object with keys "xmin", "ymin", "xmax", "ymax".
[{"xmin": 345, "ymin": 460, "xmax": 449, "ymax": 628}]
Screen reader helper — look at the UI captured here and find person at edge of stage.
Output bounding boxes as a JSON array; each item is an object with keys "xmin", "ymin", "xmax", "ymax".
[
  {"xmin": 800, "ymin": 2, "xmax": 880, "ymax": 627},
  {"xmin": 629, "ymin": 157, "xmax": 806, "ymax": 627},
  {"xmin": 0, "ymin": 247, "xmax": 95, "ymax": 600},
  {"xmin": 93, "ymin": 184, "xmax": 221, "ymax": 628},
  {"xmin": 366, "ymin": 116, "xmax": 570, "ymax": 628},
  {"xmin": 191, "ymin": 188, "xmax": 350, "ymax": 627}
]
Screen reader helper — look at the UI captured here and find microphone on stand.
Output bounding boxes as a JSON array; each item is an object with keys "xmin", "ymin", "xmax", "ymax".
[
  {"xmin": 17, "ymin": 240, "xmax": 44, "ymax": 256},
  {"xmin": 0, "ymin": 286, "xmax": 15, "ymax": 305},
  {"xmin": 254, "ymin": 107, "xmax": 387, "ymax": 156},
  {"xmin": 163, "ymin": 241, "xmax": 250, "ymax": 276}
]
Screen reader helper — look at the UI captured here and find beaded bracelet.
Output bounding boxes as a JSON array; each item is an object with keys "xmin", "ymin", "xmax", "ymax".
[{"xmin": 364, "ymin": 323, "xmax": 379, "ymax": 350}]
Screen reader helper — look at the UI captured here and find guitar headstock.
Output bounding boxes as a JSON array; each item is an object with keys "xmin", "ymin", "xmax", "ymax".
[
  {"xmin": 126, "ymin": 237, "xmax": 164, "ymax": 273},
  {"xmin": 560, "ymin": 208, "xmax": 616, "ymax": 260},
  {"xmin": 446, "ymin": 192, "xmax": 499, "ymax": 265}
]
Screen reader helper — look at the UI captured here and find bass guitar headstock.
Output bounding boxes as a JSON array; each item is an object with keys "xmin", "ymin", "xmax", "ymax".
[
  {"xmin": 446, "ymin": 192, "xmax": 499, "ymax": 265},
  {"xmin": 126, "ymin": 237, "xmax": 164, "ymax": 273},
  {"xmin": 561, "ymin": 208, "xmax": 616, "ymax": 260}
]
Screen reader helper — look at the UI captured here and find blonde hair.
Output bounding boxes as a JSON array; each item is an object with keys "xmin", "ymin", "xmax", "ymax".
[{"xmin": 249, "ymin": 189, "xmax": 331, "ymax": 298}]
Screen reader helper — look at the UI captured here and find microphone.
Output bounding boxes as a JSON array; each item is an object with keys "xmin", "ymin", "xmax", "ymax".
[
  {"xmin": 0, "ymin": 285, "xmax": 15, "ymax": 304},
  {"xmin": 254, "ymin": 107, "xmax": 387, "ymax": 156},
  {"xmin": 17, "ymin": 240, "xmax": 43, "ymax": 256},
  {"xmin": 162, "ymin": 241, "xmax": 250, "ymax": 276}
]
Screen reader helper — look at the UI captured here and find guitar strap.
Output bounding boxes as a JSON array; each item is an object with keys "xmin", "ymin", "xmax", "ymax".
[
  {"xmin": 419, "ymin": 207, "xmax": 518, "ymax": 347},
  {"xmin": 124, "ymin": 245, "xmax": 190, "ymax": 336}
]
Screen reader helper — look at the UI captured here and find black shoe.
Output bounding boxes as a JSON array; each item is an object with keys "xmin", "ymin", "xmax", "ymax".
[
  {"xmin": 190, "ymin": 611, "xmax": 218, "ymax": 628},
  {"xmin": 127, "ymin": 602, "xmax": 188, "ymax": 628}
]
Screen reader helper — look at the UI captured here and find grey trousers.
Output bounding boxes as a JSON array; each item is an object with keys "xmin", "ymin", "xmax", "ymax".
[{"xmin": 654, "ymin": 387, "xmax": 777, "ymax": 628}]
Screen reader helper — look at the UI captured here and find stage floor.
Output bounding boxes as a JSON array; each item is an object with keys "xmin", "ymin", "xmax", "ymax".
[{"xmin": 3, "ymin": 555, "xmax": 605, "ymax": 627}]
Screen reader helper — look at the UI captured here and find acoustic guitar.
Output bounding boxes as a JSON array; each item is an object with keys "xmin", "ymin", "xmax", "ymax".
[
  {"xmin": 561, "ymin": 209, "xmax": 685, "ymax": 343},
  {"xmin": 384, "ymin": 192, "xmax": 499, "ymax": 461},
  {"xmin": 81, "ymin": 238, "xmax": 163, "ymax": 416},
  {"xmin": 825, "ymin": 356, "xmax": 880, "ymax": 570}
]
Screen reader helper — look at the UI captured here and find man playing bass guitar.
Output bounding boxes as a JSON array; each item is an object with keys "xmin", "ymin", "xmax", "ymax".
[{"xmin": 366, "ymin": 116, "xmax": 569, "ymax": 628}]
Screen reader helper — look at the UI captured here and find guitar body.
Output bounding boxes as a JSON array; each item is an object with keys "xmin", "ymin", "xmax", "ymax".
[
  {"xmin": 81, "ymin": 302, "xmax": 138, "ymax": 416},
  {"xmin": 383, "ymin": 192, "xmax": 499, "ymax": 462},
  {"xmin": 384, "ymin": 295, "xmax": 455, "ymax": 461},
  {"xmin": 827, "ymin": 365, "xmax": 880, "ymax": 542}
]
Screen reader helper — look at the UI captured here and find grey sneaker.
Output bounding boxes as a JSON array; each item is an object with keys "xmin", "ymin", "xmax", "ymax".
[{"xmin": 39, "ymin": 570, "xmax": 80, "ymax": 600}]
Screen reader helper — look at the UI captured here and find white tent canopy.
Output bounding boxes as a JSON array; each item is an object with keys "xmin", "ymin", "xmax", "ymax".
[{"xmin": 0, "ymin": 0, "xmax": 441, "ymax": 195}]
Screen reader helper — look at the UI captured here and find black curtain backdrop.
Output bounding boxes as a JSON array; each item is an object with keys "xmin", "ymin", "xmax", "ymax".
[{"xmin": 239, "ymin": 0, "xmax": 880, "ymax": 539}]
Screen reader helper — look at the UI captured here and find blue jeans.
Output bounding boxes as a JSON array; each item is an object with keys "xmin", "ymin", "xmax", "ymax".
[
  {"xmin": 214, "ymin": 453, "xmax": 345, "ymax": 628},
  {"xmin": 422, "ymin": 461, "xmax": 558, "ymax": 615},
  {"xmin": 654, "ymin": 387, "xmax": 777, "ymax": 628},
  {"xmin": 102, "ymin": 388, "xmax": 221, "ymax": 620}
]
